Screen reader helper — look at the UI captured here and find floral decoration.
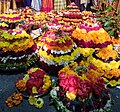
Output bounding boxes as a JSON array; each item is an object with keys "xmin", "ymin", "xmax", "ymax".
[
  {"xmin": 16, "ymin": 68, "xmax": 52, "ymax": 96},
  {"xmin": 6, "ymin": 92, "xmax": 23, "ymax": 108},
  {"xmin": 50, "ymin": 62, "xmax": 111, "ymax": 112},
  {"xmin": 6, "ymin": 67, "xmax": 52, "ymax": 108},
  {"xmin": 28, "ymin": 96, "xmax": 44, "ymax": 108},
  {"xmin": 79, "ymin": 60, "xmax": 120, "ymax": 87},
  {"xmin": 0, "ymin": 30, "xmax": 34, "ymax": 52},
  {"xmin": 72, "ymin": 26, "xmax": 112, "ymax": 48},
  {"xmin": 95, "ymin": 45, "xmax": 118, "ymax": 60}
]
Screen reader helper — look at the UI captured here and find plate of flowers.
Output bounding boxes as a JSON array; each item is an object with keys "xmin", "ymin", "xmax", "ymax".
[{"xmin": 15, "ymin": 67, "xmax": 52, "ymax": 98}]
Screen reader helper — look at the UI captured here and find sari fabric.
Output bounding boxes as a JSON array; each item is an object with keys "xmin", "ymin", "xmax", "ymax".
[
  {"xmin": 41, "ymin": 0, "xmax": 53, "ymax": 12},
  {"xmin": 31, "ymin": 0, "xmax": 41, "ymax": 11},
  {"xmin": 54, "ymin": 0, "xmax": 66, "ymax": 11}
]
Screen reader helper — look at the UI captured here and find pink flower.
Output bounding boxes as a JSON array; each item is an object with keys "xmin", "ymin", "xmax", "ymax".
[{"xmin": 59, "ymin": 75, "xmax": 78, "ymax": 92}]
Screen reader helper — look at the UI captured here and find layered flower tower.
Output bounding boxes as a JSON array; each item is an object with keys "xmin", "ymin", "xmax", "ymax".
[
  {"xmin": 0, "ymin": 10, "xmax": 23, "ymax": 30},
  {"xmin": 63, "ymin": 2, "xmax": 82, "ymax": 24},
  {"xmin": 72, "ymin": 21, "xmax": 112, "ymax": 48},
  {"xmin": 50, "ymin": 62, "xmax": 111, "ymax": 112},
  {"xmin": 36, "ymin": 28, "xmax": 80, "ymax": 75},
  {"xmin": 0, "ymin": 29, "xmax": 37, "ymax": 70},
  {"xmin": 87, "ymin": 45, "xmax": 120, "ymax": 87}
]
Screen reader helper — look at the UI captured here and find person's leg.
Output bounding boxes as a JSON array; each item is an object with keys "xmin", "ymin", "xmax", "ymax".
[{"xmin": 80, "ymin": 4, "xmax": 85, "ymax": 11}]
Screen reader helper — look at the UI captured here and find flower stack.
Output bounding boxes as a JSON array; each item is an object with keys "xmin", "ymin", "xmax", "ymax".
[
  {"xmin": 87, "ymin": 45, "xmax": 120, "ymax": 87},
  {"xmin": 63, "ymin": 2, "xmax": 82, "ymax": 24},
  {"xmin": 36, "ymin": 28, "xmax": 81, "ymax": 75},
  {"xmin": 50, "ymin": 62, "xmax": 111, "ymax": 112},
  {"xmin": 0, "ymin": 10, "xmax": 23, "ymax": 29},
  {"xmin": 72, "ymin": 21, "xmax": 112, "ymax": 48},
  {"xmin": 0, "ymin": 29, "xmax": 37, "ymax": 70}
]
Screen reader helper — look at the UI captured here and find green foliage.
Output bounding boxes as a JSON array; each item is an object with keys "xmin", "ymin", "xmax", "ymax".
[{"xmin": 95, "ymin": 7, "xmax": 120, "ymax": 38}]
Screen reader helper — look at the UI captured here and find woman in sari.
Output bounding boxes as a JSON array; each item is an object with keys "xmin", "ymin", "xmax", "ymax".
[{"xmin": 41, "ymin": 0, "xmax": 53, "ymax": 12}]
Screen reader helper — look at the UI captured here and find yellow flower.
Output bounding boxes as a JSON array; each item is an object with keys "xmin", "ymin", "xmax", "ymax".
[
  {"xmin": 103, "ymin": 77, "xmax": 109, "ymax": 83},
  {"xmin": 66, "ymin": 91, "xmax": 77, "ymax": 100},
  {"xmin": 32, "ymin": 86, "xmax": 38, "ymax": 94},
  {"xmin": 109, "ymin": 61, "xmax": 120, "ymax": 69},
  {"xmin": 28, "ymin": 96, "xmax": 36, "ymax": 105},
  {"xmin": 117, "ymin": 79, "xmax": 120, "ymax": 85},
  {"xmin": 34, "ymin": 98, "xmax": 44, "ymax": 108},
  {"xmin": 109, "ymin": 80, "xmax": 117, "ymax": 87}
]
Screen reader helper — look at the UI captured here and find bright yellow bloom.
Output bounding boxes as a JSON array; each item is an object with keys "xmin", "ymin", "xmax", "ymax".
[{"xmin": 66, "ymin": 91, "xmax": 77, "ymax": 100}]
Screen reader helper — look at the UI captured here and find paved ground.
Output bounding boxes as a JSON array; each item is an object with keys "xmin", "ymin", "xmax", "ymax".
[{"xmin": 0, "ymin": 70, "xmax": 120, "ymax": 112}]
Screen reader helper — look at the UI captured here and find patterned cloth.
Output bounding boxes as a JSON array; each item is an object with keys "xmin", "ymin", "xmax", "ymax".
[
  {"xmin": 31, "ymin": 0, "xmax": 41, "ymax": 11},
  {"xmin": 0, "ymin": 0, "xmax": 16, "ymax": 14},
  {"xmin": 54, "ymin": 0, "xmax": 66, "ymax": 11},
  {"xmin": 41, "ymin": 0, "xmax": 53, "ymax": 12}
]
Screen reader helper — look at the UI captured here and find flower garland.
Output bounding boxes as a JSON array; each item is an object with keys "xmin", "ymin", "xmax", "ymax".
[
  {"xmin": 38, "ymin": 47, "xmax": 80, "ymax": 65},
  {"xmin": 95, "ymin": 45, "xmax": 118, "ymax": 60},
  {"xmin": 37, "ymin": 31, "xmax": 74, "ymax": 52},
  {"xmin": 87, "ymin": 55, "xmax": 120, "ymax": 71},
  {"xmin": 1, "ymin": 30, "xmax": 30, "ymax": 40},
  {"xmin": 0, "ymin": 13, "xmax": 23, "ymax": 23}
]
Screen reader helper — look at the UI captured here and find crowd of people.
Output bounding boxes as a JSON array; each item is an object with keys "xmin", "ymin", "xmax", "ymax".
[
  {"xmin": 0, "ymin": 0, "xmax": 93, "ymax": 13},
  {"xmin": 0, "ymin": 0, "xmax": 119, "ymax": 14}
]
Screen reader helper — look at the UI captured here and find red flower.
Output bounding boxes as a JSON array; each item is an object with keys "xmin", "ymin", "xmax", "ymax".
[
  {"xmin": 30, "ymin": 70, "xmax": 45, "ymax": 79},
  {"xmin": 77, "ymin": 79, "xmax": 91, "ymax": 99},
  {"xmin": 59, "ymin": 72, "xmax": 66, "ymax": 79}
]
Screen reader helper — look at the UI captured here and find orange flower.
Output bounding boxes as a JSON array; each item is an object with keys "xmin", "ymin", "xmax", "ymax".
[{"xmin": 6, "ymin": 92, "xmax": 23, "ymax": 108}]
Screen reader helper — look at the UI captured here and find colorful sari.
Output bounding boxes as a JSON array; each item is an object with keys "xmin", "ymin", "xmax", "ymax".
[
  {"xmin": 41, "ymin": 0, "xmax": 53, "ymax": 12},
  {"xmin": 0, "ymin": 0, "xmax": 16, "ymax": 14},
  {"xmin": 54, "ymin": 0, "xmax": 66, "ymax": 11}
]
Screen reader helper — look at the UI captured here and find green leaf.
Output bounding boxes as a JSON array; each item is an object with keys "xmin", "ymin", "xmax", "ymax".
[
  {"xmin": 104, "ymin": 21, "xmax": 113, "ymax": 27},
  {"xmin": 104, "ymin": 6, "xmax": 113, "ymax": 12},
  {"xmin": 108, "ymin": 30, "xmax": 114, "ymax": 36},
  {"xmin": 104, "ymin": 27, "xmax": 112, "ymax": 31}
]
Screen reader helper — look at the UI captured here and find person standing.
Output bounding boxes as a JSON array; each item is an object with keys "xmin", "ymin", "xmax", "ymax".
[
  {"xmin": 0, "ymin": 0, "xmax": 17, "ymax": 14},
  {"xmin": 41, "ymin": 0, "xmax": 53, "ymax": 12},
  {"xmin": 80, "ymin": 0, "xmax": 92, "ymax": 11},
  {"xmin": 16, "ymin": 0, "xmax": 23, "ymax": 8},
  {"xmin": 54, "ymin": 0, "xmax": 67, "ymax": 11},
  {"xmin": 31, "ymin": 0, "xmax": 42, "ymax": 11},
  {"xmin": 23, "ymin": 0, "xmax": 32, "ymax": 7}
]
